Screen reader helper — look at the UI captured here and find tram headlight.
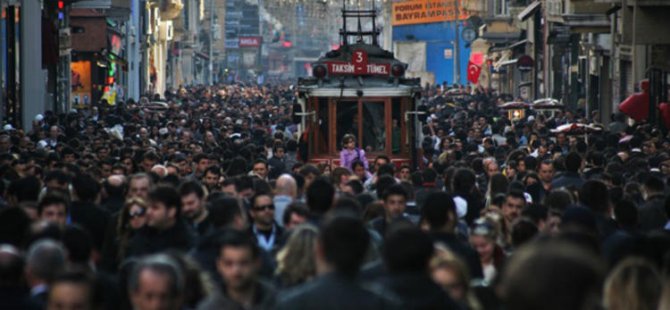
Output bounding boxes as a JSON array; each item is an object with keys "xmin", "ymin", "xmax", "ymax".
[
  {"xmin": 392, "ymin": 64, "xmax": 405, "ymax": 77},
  {"xmin": 313, "ymin": 65, "xmax": 327, "ymax": 79}
]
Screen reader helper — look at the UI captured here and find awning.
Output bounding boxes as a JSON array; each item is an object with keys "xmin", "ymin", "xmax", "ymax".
[
  {"xmin": 562, "ymin": 14, "xmax": 611, "ymax": 33},
  {"xmin": 518, "ymin": 1, "xmax": 541, "ymax": 21},
  {"xmin": 489, "ymin": 39, "xmax": 529, "ymax": 52}
]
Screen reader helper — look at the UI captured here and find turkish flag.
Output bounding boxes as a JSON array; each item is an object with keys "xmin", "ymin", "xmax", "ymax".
[{"xmin": 467, "ymin": 61, "xmax": 481, "ymax": 84}]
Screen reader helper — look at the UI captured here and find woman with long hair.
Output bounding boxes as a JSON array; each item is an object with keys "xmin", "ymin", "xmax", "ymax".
[
  {"xmin": 116, "ymin": 197, "xmax": 148, "ymax": 261},
  {"xmin": 275, "ymin": 224, "xmax": 319, "ymax": 288},
  {"xmin": 469, "ymin": 217, "xmax": 506, "ymax": 285},
  {"xmin": 431, "ymin": 245, "xmax": 482, "ymax": 310},
  {"xmin": 604, "ymin": 258, "xmax": 663, "ymax": 310},
  {"xmin": 485, "ymin": 173, "xmax": 509, "ymax": 210}
]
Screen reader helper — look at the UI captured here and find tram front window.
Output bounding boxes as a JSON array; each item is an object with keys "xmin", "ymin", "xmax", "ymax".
[
  {"xmin": 362, "ymin": 102, "xmax": 385, "ymax": 153},
  {"xmin": 336, "ymin": 101, "xmax": 358, "ymax": 150}
]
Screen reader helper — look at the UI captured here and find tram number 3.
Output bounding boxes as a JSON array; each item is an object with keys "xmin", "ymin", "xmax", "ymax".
[{"xmin": 354, "ymin": 51, "xmax": 364, "ymax": 64}]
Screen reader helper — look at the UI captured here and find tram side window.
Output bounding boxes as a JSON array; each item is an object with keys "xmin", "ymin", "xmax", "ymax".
[
  {"xmin": 362, "ymin": 102, "xmax": 385, "ymax": 153},
  {"xmin": 392, "ymin": 98, "xmax": 402, "ymax": 154},
  {"xmin": 336, "ymin": 101, "xmax": 358, "ymax": 151},
  {"xmin": 318, "ymin": 98, "xmax": 330, "ymax": 154}
]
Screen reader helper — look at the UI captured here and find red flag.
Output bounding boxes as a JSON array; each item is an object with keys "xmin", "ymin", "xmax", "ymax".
[{"xmin": 467, "ymin": 61, "xmax": 481, "ymax": 84}]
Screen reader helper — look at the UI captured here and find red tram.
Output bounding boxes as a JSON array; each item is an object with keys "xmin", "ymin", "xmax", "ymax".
[{"xmin": 297, "ymin": 6, "xmax": 422, "ymax": 168}]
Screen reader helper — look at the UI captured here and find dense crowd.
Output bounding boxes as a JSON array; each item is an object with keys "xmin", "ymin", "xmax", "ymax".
[{"xmin": 0, "ymin": 82, "xmax": 670, "ymax": 310}]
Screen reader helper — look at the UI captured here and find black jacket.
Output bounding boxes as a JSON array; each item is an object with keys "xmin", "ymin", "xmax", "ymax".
[
  {"xmin": 126, "ymin": 220, "xmax": 195, "ymax": 258},
  {"xmin": 0, "ymin": 287, "xmax": 41, "ymax": 310},
  {"xmin": 382, "ymin": 272, "xmax": 459, "ymax": 310},
  {"xmin": 275, "ymin": 273, "xmax": 400, "ymax": 310},
  {"xmin": 69, "ymin": 201, "xmax": 111, "ymax": 251},
  {"xmin": 639, "ymin": 194, "xmax": 668, "ymax": 232}
]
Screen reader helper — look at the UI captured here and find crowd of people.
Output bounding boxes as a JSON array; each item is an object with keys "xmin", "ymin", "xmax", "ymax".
[{"xmin": 0, "ymin": 82, "xmax": 669, "ymax": 310}]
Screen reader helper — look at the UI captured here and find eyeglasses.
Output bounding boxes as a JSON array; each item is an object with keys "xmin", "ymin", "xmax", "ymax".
[
  {"xmin": 252, "ymin": 204, "xmax": 275, "ymax": 212},
  {"xmin": 129, "ymin": 208, "xmax": 146, "ymax": 218}
]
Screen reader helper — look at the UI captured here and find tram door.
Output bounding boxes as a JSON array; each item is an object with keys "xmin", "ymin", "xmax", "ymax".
[
  {"xmin": 335, "ymin": 101, "xmax": 386, "ymax": 153},
  {"xmin": 308, "ymin": 96, "xmax": 411, "ymax": 164}
]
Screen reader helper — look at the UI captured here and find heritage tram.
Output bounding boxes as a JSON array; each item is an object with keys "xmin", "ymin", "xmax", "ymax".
[{"xmin": 297, "ymin": 5, "xmax": 422, "ymax": 168}]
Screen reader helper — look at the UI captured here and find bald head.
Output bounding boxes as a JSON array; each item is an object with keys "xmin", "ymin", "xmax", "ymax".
[
  {"xmin": 151, "ymin": 165, "xmax": 168, "ymax": 178},
  {"xmin": 107, "ymin": 174, "xmax": 126, "ymax": 187},
  {"xmin": 275, "ymin": 174, "xmax": 297, "ymax": 198}
]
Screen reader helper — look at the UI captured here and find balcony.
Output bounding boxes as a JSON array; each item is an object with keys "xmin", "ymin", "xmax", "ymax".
[{"xmin": 562, "ymin": 0, "xmax": 611, "ymax": 33}]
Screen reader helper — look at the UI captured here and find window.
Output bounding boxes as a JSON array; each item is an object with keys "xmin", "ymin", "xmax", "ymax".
[
  {"xmin": 361, "ymin": 102, "xmax": 386, "ymax": 153},
  {"xmin": 494, "ymin": 0, "xmax": 509, "ymax": 16}
]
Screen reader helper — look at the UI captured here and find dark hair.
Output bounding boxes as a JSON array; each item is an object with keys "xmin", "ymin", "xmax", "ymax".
[
  {"xmin": 250, "ymin": 192, "xmax": 272, "ymax": 208},
  {"xmin": 579, "ymin": 180, "xmax": 610, "ymax": 214},
  {"xmin": 252, "ymin": 159, "xmax": 268, "ymax": 169},
  {"xmin": 383, "ymin": 225, "xmax": 434, "ymax": 273},
  {"xmin": 375, "ymin": 175, "xmax": 397, "ymax": 199},
  {"xmin": 72, "ymin": 174, "xmax": 100, "ymax": 202},
  {"xmin": 332, "ymin": 196, "xmax": 363, "ymax": 218},
  {"xmin": 148, "ymin": 186, "xmax": 182, "ymax": 217},
  {"xmin": 422, "ymin": 168, "xmax": 437, "ymax": 183},
  {"xmin": 320, "ymin": 214, "xmax": 370, "ymax": 276},
  {"xmin": 298, "ymin": 164, "xmax": 321, "ymax": 178},
  {"xmin": 500, "ymin": 240, "xmax": 605, "ymax": 310},
  {"xmin": 452, "ymin": 168, "xmax": 476, "ymax": 194},
  {"xmin": 511, "ymin": 218, "xmax": 539, "ymax": 248},
  {"xmin": 306, "ymin": 177, "xmax": 335, "ymax": 215},
  {"xmin": 44, "ymin": 170, "xmax": 71, "ymax": 185},
  {"xmin": 235, "ymin": 176, "xmax": 254, "ymax": 193},
  {"xmin": 143, "ymin": 151, "xmax": 160, "ymax": 162},
  {"xmin": 283, "ymin": 202, "xmax": 310, "ymax": 226},
  {"xmin": 643, "ymin": 175, "xmax": 665, "ymax": 193},
  {"xmin": 544, "ymin": 189, "xmax": 574, "ymax": 211},
  {"xmin": 178, "ymin": 180, "xmax": 205, "ymax": 199},
  {"xmin": 218, "ymin": 229, "xmax": 260, "ymax": 259},
  {"xmin": 62, "ymin": 225, "xmax": 94, "ymax": 264},
  {"xmin": 377, "ymin": 164, "xmax": 395, "ymax": 177},
  {"xmin": 204, "ymin": 164, "xmax": 220, "ymax": 176},
  {"xmin": 565, "ymin": 152, "xmax": 582, "ymax": 173},
  {"xmin": 351, "ymin": 160, "xmax": 365, "ymax": 171},
  {"xmin": 208, "ymin": 197, "xmax": 243, "ymax": 228},
  {"xmin": 382, "ymin": 183, "xmax": 408, "ymax": 201},
  {"xmin": 7, "ymin": 176, "xmax": 41, "ymax": 203},
  {"xmin": 421, "ymin": 192, "xmax": 456, "ymax": 230},
  {"xmin": 345, "ymin": 179, "xmax": 364, "ymax": 195},
  {"xmin": 506, "ymin": 190, "xmax": 526, "ymax": 203},
  {"xmin": 614, "ymin": 199, "xmax": 638, "ymax": 229},
  {"xmin": 37, "ymin": 193, "xmax": 69, "ymax": 216},
  {"xmin": 193, "ymin": 153, "xmax": 208, "ymax": 164}
]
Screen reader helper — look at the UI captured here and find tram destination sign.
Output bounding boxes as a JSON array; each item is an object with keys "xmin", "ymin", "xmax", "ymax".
[{"xmin": 324, "ymin": 49, "xmax": 391, "ymax": 76}]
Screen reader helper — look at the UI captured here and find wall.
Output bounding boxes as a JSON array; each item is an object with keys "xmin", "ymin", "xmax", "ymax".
[{"xmin": 392, "ymin": 21, "xmax": 471, "ymax": 85}]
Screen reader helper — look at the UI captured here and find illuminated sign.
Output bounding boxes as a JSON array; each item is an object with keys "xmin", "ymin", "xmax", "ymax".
[
  {"xmin": 239, "ymin": 36, "xmax": 261, "ymax": 48},
  {"xmin": 392, "ymin": 0, "xmax": 469, "ymax": 26},
  {"xmin": 324, "ymin": 50, "xmax": 391, "ymax": 76}
]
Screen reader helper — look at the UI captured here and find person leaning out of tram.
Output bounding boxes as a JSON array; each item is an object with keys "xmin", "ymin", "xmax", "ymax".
[{"xmin": 340, "ymin": 134, "xmax": 371, "ymax": 176}]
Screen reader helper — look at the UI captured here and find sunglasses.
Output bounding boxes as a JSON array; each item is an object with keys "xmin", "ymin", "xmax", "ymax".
[
  {"xmin": 252, "ymin": 204, "xmax": 275, "ymax": 212},
  {"xmin": 129, "ymin": 208, "xmax": 146, "ymax": 218}
]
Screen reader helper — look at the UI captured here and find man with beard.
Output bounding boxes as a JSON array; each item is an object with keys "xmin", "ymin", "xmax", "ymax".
[{"xmin": 179, "ymin": 180, "xmax": 211, "ymax": 236}]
